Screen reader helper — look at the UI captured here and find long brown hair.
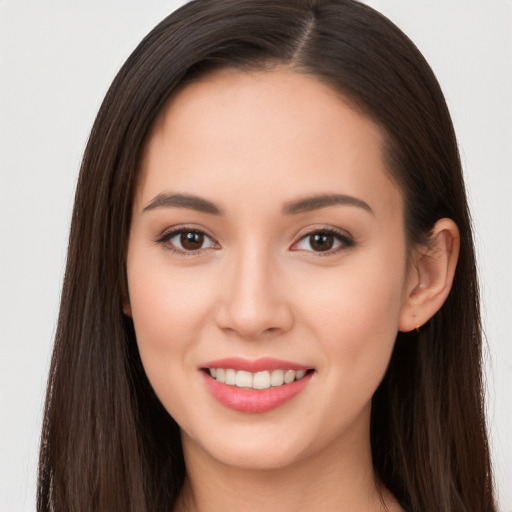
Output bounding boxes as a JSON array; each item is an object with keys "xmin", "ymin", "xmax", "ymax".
[{"xmin": 38, "ymin": 1, "xmax": 495, "ymax": 510}]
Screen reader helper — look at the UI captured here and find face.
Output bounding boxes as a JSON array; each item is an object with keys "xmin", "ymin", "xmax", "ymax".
[{"xmin": 126, "ymin": 68, "xmax": 412, "ymax": 470}]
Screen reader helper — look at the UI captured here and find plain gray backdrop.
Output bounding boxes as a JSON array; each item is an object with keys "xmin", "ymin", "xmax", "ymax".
[{"xmin": 1, "ymin": 1, "xmax": 511, "ymax": 510}]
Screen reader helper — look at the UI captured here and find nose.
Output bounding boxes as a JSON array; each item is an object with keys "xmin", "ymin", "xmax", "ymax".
[{"xmin": 215, "ymin": 245, "xmax": 294, "ymax": 339}]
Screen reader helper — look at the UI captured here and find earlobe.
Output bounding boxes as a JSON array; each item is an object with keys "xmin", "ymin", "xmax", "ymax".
[
  {"xmin": 122, "ymin": 276, "xmax": 132, "ymax": 317},
  {"xmin": 399, "ymin": 218, "xmax": 460, "ymax": 332},
  {"xmin": 123, "ymin": 300, "xmax": 132, "ymax": 317}
]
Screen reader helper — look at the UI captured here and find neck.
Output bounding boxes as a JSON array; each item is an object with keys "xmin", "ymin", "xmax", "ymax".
[{"xmin": 175, "ymin": 426, "xmax": 399, "ymax": 512}]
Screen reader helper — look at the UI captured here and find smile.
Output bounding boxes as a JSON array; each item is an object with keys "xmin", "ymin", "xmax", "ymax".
[
  {"xmin": 201, "ymin": 358, "xmax": 315, "ymax": 413},
  {"xmin": 208, "ymin": 368, "xmax": 308, "ymax": 389}
]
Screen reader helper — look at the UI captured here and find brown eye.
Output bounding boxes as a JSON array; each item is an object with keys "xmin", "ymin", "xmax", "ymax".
[
  {"xmin": 309, "ymin": 233, "xmax": 334, "ymax": 252},
  {"xmin": 180, "ymin": 231, "xmax": 205, "ymax": 250},
  {"xmin": 292, "ymin": 229, "xmax": 354, "ymax": 254},
  {"xmin": 158, "ymin": 229, "xmax": 218, "ymax": 253}
]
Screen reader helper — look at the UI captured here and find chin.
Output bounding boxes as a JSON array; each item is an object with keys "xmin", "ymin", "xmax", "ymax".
[
  {"xmin": 182, "ymin": 421, "xmax": 316, "ymax": 471},
  {"xmin": 213, "ymin": 443, "xmax": 305, "ymax": 471}
]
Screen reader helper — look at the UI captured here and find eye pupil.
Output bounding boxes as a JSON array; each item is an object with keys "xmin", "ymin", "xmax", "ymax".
[
  {"xmin": 180, "ymin": 231, "xmax": 204, "ymax": 250},
  {"xmin": 310, "ymin": 233, "xmax": 334, "ymax": 251}
]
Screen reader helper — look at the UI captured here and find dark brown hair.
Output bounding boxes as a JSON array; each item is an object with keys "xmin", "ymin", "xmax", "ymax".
[{"xmin": 38, "ymin": 1, "xmax": 495, "ymax": 510}]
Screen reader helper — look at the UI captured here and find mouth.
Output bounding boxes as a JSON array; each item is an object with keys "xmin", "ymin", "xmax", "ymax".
[
  {"xmin": 200, "ymin": 358, "xmax": 315, "ymax": 413},
  {"xmin": 203, "ymin": 367, "xmax": 313, "ymax": 390}
]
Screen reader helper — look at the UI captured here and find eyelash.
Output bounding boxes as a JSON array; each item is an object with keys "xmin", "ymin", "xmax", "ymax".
[
  {"xmin": 155, "ymin": 226, "xmax": 219, "ymax": 256},
  {"xmin": 155, "ymin": 226, "xmax": 355, "ymax": 256},
  {"xmin": 291, "ymin": 228, "xmax": 355, "ymax": 256}
]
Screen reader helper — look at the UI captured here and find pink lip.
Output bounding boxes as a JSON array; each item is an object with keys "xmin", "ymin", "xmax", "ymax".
[
  {"xmin": 199, "ymin": 357, "xmax": 314, "ymax": 413},
  {"xmin": 200, "ymin": 357, "xmax": 310, "ymax": 373}
]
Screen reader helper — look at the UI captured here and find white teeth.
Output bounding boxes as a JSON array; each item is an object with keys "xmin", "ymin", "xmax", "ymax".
[
  {"xmin": 295, "ymin": 369, "xmax": 306, "ymax": 379},
  {"xmin": 216, "ymin": 368, "xmax": 225, "ymax": 383},
  {"xmin": 208, "ymin": 367, "xmax": 309, "ymax": 389},
  {"xmin": 284, "ymin": 370, "xmax": 296, "ymax": 384},
  {"xmin": 235, "ymin": 370, "xmax": 253, "ymax": 388},
  {"xmin": 225, "ymin": 369, "xmax": 236, "ymax": 385},
  {"xmin": 270, "ymin": 369, "xmax": 284, "ymax": 386},
  {"xmin": 253, "ymin": 371, "xmax": 271, "ymax": 390}
]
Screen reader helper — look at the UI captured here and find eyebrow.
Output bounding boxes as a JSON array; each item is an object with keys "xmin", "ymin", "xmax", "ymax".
[
  {"xmin": 142, "ymin": 192, "xmax": 373, "ymax": 216},
  {"xmin": 282, "ymin": 194, "xmax": 374, "ymax": 215},
  {"xmin": 143, "ymin": 193, "xmax": 223, "ymax": 215}
]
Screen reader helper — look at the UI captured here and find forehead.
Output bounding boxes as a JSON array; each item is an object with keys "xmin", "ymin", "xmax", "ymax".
[{"xmin": 136, "ymin": 68, "xmax": 402, "ymax": 219}]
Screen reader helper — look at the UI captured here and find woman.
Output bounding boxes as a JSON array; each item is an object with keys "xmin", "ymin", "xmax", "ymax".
[{"xmin": 38, "ymin": 0, "xmax": 496, "ymax": 510}]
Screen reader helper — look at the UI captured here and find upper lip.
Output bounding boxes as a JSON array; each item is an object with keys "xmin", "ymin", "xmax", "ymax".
[{"xmin": 200, "ymin": 357, "xmax": 312, "ymax": 373}]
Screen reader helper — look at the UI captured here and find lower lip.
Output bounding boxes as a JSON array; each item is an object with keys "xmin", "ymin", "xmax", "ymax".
[{"xmin": 202, "ymin": 371, "xmax": 313, "ymax": 413}]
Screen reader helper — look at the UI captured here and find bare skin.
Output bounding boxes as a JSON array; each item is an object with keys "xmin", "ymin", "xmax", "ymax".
[
  {"xmin": 175, "ymin": 427, "xmax": 401, "ymax": 512},
  {"xmin": 125, "ymin": 68, "xmax": 459, "ymax": 512}
]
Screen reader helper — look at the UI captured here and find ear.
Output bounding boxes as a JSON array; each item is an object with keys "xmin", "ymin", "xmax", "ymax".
[
  {"xmin": 123, "ymin": 300, "xmax": 132, "ymax": 317},
  {"xmin": 122, "ymin": 286, "xmax": 132, "ymax": 317},
  {"xmin": 399, "ymin": 218, "xmax": 460, "ymax": 332},
  {"xmin": 121, "ymin": 273, "xmax": 133, "ymax": 317},
  {"xmin": 123, "ymin": 301, "xmax": 132, "ymax": 317}
]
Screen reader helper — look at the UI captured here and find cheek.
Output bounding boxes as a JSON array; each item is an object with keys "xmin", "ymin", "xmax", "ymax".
[
  {"xmin": 298, "ymin": 250, "xmax": 407, "ymax": 384},
  {"xmin": 126, "ymin": 258, "xmax": 220, "ymax": 427},
  {"xmin": 126, "ymin": 255, "xmax": 215, "ymax": 370}
]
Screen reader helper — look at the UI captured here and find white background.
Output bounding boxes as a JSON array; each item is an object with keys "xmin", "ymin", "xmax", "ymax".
[{"xmin": 0, "ymin": 1, "xmax": 510, "ymax": 510}]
